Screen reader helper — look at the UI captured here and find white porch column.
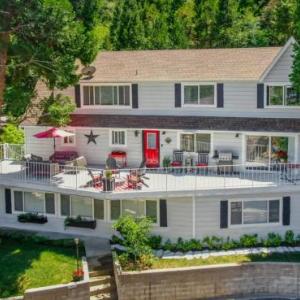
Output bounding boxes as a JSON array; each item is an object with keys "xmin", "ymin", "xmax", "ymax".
[
  {"xmin": 295, "ymin": 134, "xmax": 299, "ymax": 164},
  {"xmin": 192, "ymin": 195, "xmax": 196, "ymax": 238}
]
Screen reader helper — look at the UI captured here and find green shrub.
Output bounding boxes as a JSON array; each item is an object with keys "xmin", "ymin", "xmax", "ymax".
[
  {"xmin": 111, "ymin": 234, "xmax": 124, "ymax": 245},
  {"xmin": 113, "ymin": 216, "xmax": 153, "ymax": 267},
  {"xmin": 263, "ymin": 233, "xmax": 282, "ymax": 247},
  {"xmin": 162, "ymin": 239, "xmax": 177, "ymax": 252},
  {"xmin": 284, "ymin": 230, "xmax": 295, "ymax": 246},
  {"xmin": 239, "ymin": 234, "xmax": 258, "ymax": 248},
  {"xmin": 203, "ymin": 236, "xmax": 223, "ymax": 250},
  {"xmin": 148, "ymin": 235, "xmax": 162, "ymax": 249},
  {"xmin": 0, "ymin": 123, "xmax": 24, "ymax": 144},
  {"xmin": 222, "ymin": 237, "xmax": 239, "ymax": 250},
  {"xmin": 187, "ymin": 239, "xmax": 203, "ymax": 251}
]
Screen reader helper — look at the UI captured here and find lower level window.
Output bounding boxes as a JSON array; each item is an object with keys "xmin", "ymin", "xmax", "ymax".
[
  {"xmin": 60, "ymin": 195, "xmax": 104, "ymax": 219},
  {"xmin": 110, "ymin": 199, "xmax": 158, "ymax": 223},
  {"xmin": 230, "ymin": 199, "xmax": 280, "ymax": 225},
  {"xmin": 13, "ymin": 191, "xmax": 55, "ymax": 214}
]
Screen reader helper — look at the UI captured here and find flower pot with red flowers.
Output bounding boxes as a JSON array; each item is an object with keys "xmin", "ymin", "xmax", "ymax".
[{"xmin": 73, "ymin": 268, "xmax": 84, "ymax": 282}]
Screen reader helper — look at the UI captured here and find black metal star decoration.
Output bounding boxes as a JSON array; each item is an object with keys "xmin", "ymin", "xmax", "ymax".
[{"xmin": 85, "ymin": 130, "xmax": 99, "ymax": 144}]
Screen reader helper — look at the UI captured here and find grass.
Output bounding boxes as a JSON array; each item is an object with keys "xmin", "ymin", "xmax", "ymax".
[
  {"xmin": 150, "ymin": 253, "xmax": 300, "ymax": 270},
  {"xmin": 0, "ymin": 237, "xmax": 83, "ymax": 298}
]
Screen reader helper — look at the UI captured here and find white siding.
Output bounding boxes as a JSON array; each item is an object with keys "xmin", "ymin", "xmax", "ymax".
[
  {"xmin": 24, "ymin": 126, "xmax": 143, "ymax": 167},
  {"xmin": 264, "ymin": 43, "xmax": 294, "ymax": 83},
  {"xmin": 195, "ymin": 192, "xmax": 300, "ymax": 240}
]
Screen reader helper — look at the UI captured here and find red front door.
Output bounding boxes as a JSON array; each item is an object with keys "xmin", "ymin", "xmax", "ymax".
[{"xmin": 143, "ymin": 130, "xmax": 160, "ymax": 168}]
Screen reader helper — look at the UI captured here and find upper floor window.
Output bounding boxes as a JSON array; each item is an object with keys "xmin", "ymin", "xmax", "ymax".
[
  {"xmin": 183, "ymin": 84, "xmax": 215, "ymax": 106},
  {"xmin": 267, "ymin": 85, "xmax": 300, "ymax": 107},
  {"xmin": 83, "ymin": 85, "xmax": 130, "ymax": 106}
]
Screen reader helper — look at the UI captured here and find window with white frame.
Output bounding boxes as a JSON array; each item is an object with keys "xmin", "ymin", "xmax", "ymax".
[
  {"xmin": 13, "ymin": 191, "xmax": 55, "ymax": 214},
  {"xmin": 183, "ymin": 84, "xmax": 215, "ymax": 105},
  {"xmin": 111, "ymin": 130, "xmax": 126, "ymax": 146},
  {"xmin": 180, "ymin": 133, "xmax": 211, "ymax": 153},
  {"xmin": 83, "ymin": 85, "xmax": 130, "ymax": 106},
  {"xmin": 267, "ymin": 85, "xmax": 300, "ymax": 107},
  {"xmin": 110, "ymin": 199, "xmax": 158, "ymax": 223},
  {"xmin": 60, "ymin": 194, "xmax": 103, "ymax": 219},
  {"xmin": 230, "ymin": 199, "xmax": 280, "ymax": 226},
  {"xmin": 63, "ymin": 130, "xmax": 75, "ymax": 145}
]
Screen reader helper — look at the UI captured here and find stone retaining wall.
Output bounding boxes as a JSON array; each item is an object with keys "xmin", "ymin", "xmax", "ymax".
[
  {"xmin": 13, "ymin": 257, "xmax": 90, "ymax": 300},
  {"xmin": 114, "ymin": 260, "xmax": 300, "ymax": 300}
]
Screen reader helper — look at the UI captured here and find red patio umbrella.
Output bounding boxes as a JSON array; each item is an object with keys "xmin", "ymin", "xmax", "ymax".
[{"xmin": 34, "ymin": 127, "xmax": 75, "ymax": 151}]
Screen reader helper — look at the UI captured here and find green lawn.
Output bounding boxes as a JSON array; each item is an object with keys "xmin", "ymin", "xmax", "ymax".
[
  {"xmin": 150, "ymin": 253, "xmax": 300, "ymax": 270},
  {"xmin": 0, "ymin": 237, "xmax": 81, "ymax": 298}
]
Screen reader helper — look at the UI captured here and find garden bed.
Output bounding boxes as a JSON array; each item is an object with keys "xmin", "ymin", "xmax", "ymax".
[
  {"xmin": 0, "ymin": 230, "xmax": 85, "ymax": 298},
  {"xmin": 18, "ymin": 213, "xmax": 48, "ymax": 224}
]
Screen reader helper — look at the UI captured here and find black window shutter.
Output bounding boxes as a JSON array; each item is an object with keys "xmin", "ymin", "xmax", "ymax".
[
  {"xmin": 132, "ymin": 84, "xmax": 138, "ymax": 108},
  {"xmin": 266, "ymin": 85, "xmax": 270, "ymax": 106},
  {"xmin": 61, "ymin": 194, "xmax": 70, "ymax": 216},
  {"xmin": 220, "ymin": 200, "xmax": 228, "ymax": 228},
  {"xmin": 175, "ymin": 83, "xmax": 181, "ymax": 107},
  {"xmin": 159, "ymin": 199, "xmax": 167, "ymax": 227},
  {"xmin": 5, "ymin": 188, "xmax": 12, "ymax": 214},
  {"xmin": 282, "ymin": 196, "xmax": 291, "ymax": 226},
  {"xmin": 257, "ymin": 83, "xmax": 264, "ymax": 109},
  {"xmin": 75, "ymin": 85, "xmax": 81, "ymax": 108},
  {"xmin": 217, "ymin": 83, "xmax": 224, "ymax": 108}
]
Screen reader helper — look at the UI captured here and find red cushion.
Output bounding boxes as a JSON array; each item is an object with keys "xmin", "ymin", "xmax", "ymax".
[
  {"xmin": 171, "ymin": 161, "xmax": 182, "ymax": 167},
  {"xmin": 196, "ymin": 163, "xmax": 208, "ymax": 167}
]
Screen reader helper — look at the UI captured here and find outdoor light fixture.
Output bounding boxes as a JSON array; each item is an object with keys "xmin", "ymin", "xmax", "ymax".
[
  {"xmin": 235, "ymin": 133, "xmax": 240, "ymax": 138},
  {"xmin": 134, "ymin": 130, "xmax": 140, "ymax": 137}
]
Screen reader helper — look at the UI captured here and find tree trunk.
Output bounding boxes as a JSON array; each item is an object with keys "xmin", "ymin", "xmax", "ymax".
[{"xmin": 0, "ymin": 32, "xmax": 9, "ymax": 110}]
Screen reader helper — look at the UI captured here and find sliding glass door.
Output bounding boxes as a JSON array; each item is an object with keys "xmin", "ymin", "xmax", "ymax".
[{"xmin": 246, "ymin": 135, "xmax": 294, "ymax": 166}]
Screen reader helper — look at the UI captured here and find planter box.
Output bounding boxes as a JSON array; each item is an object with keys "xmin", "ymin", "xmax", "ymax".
[
  {"xmin": 18, "ymin": 213, "xmax": 48, "ymax": 224},
  {"xmin": 102, "ymin": 178, "xmax": 115, "ymax": 192},
  {"xmin": 65, "ymin": 219, "xmax": 97, "ymax": 229}
]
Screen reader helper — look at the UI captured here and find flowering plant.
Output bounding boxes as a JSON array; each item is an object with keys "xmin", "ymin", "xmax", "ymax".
[{"xmin": 73, "ymin": 268, "xmax": 84, "ymax": 282}]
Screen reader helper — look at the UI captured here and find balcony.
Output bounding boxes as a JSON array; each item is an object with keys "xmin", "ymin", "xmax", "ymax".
[{"xmin": 0, "ymin": 143, "xmax": 299, "ymax": 197}]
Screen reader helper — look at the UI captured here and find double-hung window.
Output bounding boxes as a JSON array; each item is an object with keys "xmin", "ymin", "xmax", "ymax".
[
  {"xmin": 267, "ymin": 84, "xmax": 300, "ymax": 107},
  {"xmin": 13, "ymin": 191, "xmax": 55, "ymax": 215},
  {"xmin": 180, "ymin": 133, "xmax": 211, "ymax": 153},
  {"xmin": 60, "ymin": 194, "xmax": 104, "ymax": 220},
  {"xmin": 111, "ymin": 130, "xmax": 126, "ymax": 146},
  {"xmin": 183, "ymin": 84, "xmax": 215, "ymax": 106},
  {"xmin": 110, "ymin": 199, "xmax": 158, "ymax": 223},
  {"xmin": 63, "ymin": 130, "xmax": 75, "ymax": 145},
  {"xmin": 230, "ymin": 199, "xmax": 280, "ymax": 226},
  {"xmin": 83, "ymin": 85, "xmax": 130, "ymax": 106}
]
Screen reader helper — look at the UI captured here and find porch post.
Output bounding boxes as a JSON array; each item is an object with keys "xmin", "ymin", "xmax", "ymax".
[
  {"xmin": 295, "ymin": 134, "xmax": 299, "ymax": 164},
  {"xmin": 192, "ymin": 195, "xmax": 196, "ymax": 238}
]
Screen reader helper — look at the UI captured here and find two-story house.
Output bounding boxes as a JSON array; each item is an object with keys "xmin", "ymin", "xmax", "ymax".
[{"xmin": 0, "ymin": 37, "xmax": 300, "ymax": 241}]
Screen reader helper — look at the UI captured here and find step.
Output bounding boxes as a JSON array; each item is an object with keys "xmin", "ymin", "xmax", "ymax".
[
  {"xmin": 89, "ymin": 268, "xmax": 113, "ymax": 277},
  {"xmin": 91, "ymin": 264, "xmax": 113, "ymax": 272},
  {"xmin": 90, "ymin": 283, "xmax": 116, "ymax": 296},
  {"xmin": 90, "ymin": 292, "xmax": 118, "ymax": 300},
  {"xmin": 89, "ymin": 275, "xmax": 113, "ymax": 287}
]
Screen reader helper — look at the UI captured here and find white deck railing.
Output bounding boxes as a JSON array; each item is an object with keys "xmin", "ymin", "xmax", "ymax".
[
  {"xmin": 0, "ymin": 158, "xmax": 299, "ymax": 194},
  {"xmin": 0, "ymin": 143, "xmax": 25, "ymax": 161}
]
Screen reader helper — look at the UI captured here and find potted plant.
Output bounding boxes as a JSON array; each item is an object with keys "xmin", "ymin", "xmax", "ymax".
[
  {"xmin": 163, "ymin": 156, "xmax": 171, "ymax": 168},
  {"xmin": 18, "ymin": 212, "xmax": 48, "ymax": 224},
  {"xmin": 276, "ymin": 150, "xmax": 288, "ymax": 163},
  {"xmin": 102, "ymin": 169, "xmax": 115, "ymax": 192},
  {"xmin": 64, "ymin": 216, "xmax": 97, "ymax": 229}
]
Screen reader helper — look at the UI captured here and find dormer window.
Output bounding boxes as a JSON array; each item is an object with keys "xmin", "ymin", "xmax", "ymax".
[
  {"xmin": 183, "ymin": 83, "xmax": 215, "ymax": 106},
  {"xmin": 267, "ymin": 84, "xmax": 300, "ymax": 107},
  {"xmin": 82, "ymin": 84, "xmax": 131, "ymax": 107}
]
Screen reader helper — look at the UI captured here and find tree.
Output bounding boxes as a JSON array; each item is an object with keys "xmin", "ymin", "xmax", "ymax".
[
  {"xmin": 0, "ymin": 123, "xmax": 24, "ymax": 144},
  {"xmin": 0, "ymin": 0, "xmax": 103, "ymax": 112}
]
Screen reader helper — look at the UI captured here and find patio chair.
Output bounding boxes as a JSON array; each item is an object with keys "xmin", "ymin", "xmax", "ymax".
[
  {"xmin": 217, "ymin": 152, "xmax": 233, "ymax": 174},
  {"xmin": 87, "ymin": 168, "xmax": 103, "ymax": 188},
  {"xmin": 127, "ymin": 173, "xmax": 143, "ymax": 190},
  {"xmin": 170, "ymin": 150, "xmax": 184, "ymax": 173},
  {"xmin": 64, "ymin": 156, "xmax": 88, "ymax": 174},
  {"xmin": 129, "ymin": 160, "xmax": 148, "ymax": 179},
  {"xmin": 196, "ymin": 153, "xmax": 209, "ymax": 174}
]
